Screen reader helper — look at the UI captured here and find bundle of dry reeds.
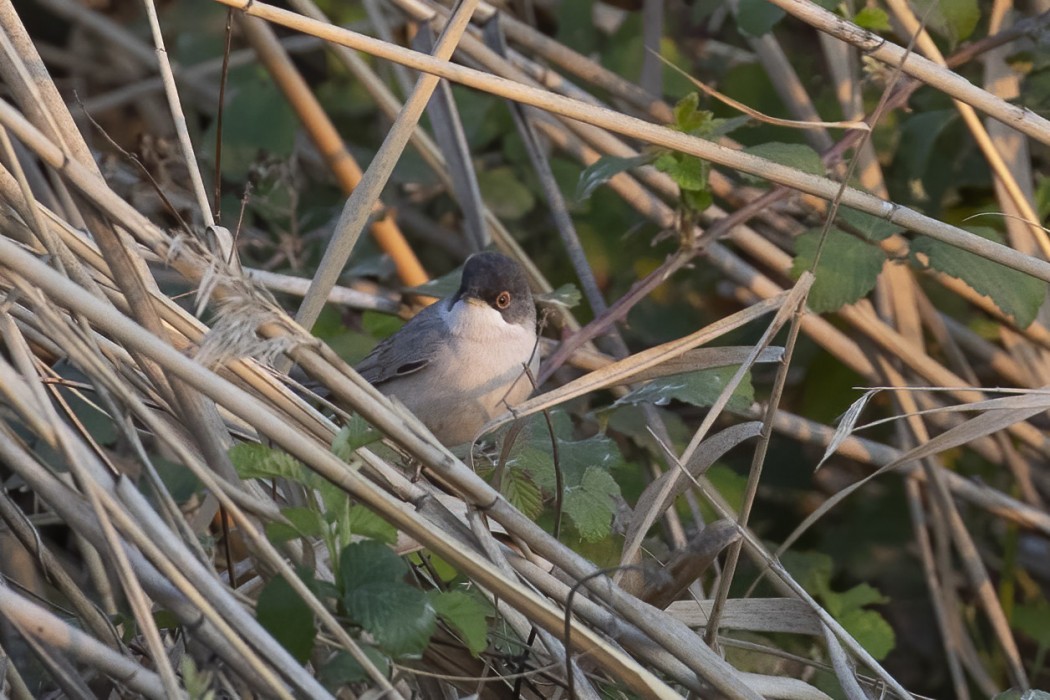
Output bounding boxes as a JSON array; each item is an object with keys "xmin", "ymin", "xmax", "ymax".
[{"xmin": 0, "ymin": 0, "xmax": 1047, "ymax": 697}]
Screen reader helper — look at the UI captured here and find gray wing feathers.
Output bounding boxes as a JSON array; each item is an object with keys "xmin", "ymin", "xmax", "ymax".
[{"xmin": 354, "ymin": 302, "xmax": 447, "ymax": 385}]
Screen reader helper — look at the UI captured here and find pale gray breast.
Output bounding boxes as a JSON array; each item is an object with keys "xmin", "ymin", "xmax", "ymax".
[{"xmin": 356, "ymin": 299, "xmax": 538, "ymax": 445}]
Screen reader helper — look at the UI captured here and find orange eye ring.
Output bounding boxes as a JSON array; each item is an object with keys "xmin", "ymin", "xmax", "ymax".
[{"xmin": 495, "ymin": 291, "xmax": 512, "ymax": 309}]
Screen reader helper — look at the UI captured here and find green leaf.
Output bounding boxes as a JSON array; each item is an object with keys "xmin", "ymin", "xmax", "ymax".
[
  {"xmin": 346, "ymin": 585, "xmax": 436, "ymax": 656},
  {"xmin": 614, "ymin": 366, "xmax": 755, "ymax": 412},
  {"xmin": 556, "ymin": 0, "xmax": 598, "ymax": 55},
  {"xmin": 575, "ymin": 153, "xmax": 657, "ymax": 203},
  {"xmin": 1011, "ymin": 600, "xmax": 1050, "ymax": 646},
  {"xmin": 683, "ymin": 187, "xmax": 714, "ymax": 212},
  {"xmin": 430, "ymin": 590, "xmax": 491, "ymax": 656},
  {"xmin": 152, "ymin": 456, "xmax": 201, "ymax": 503},
  {"xmin": 783, "ymin": 551, "xmax": 895, "ymax": 660},
  {"xmin": 536, "ymin": 283, "xmax": 582, "ymax": 309},
  {"xmin": 257, "ymin": 575, "xmax": 315, "ymax": 663},
  {"xmin": 281, "ymin": 506, "xmax": 327, "ymax": 538},
  {"xmin": 743, "ymin": 142, "xmax": 825, "ymax": 180},
  {"xmin": 825, "ymin": 582, "xmax": 888, "ymax": 617},
  {"xmin": 341, "ymin": 540, "xmax": 407, "ymax": 590},
  {"xmin": 501, "ymin": 467, "xmax": 543, "ymax": 519},
  {"xmin": 512, "ymin": 427, "xmax": 625, "ymax": 494},
  {"xmin": 736, "ymin": 0, "xmax": 786, "ymax": 36},
  {"xmin": 853, "ymin": 7, "xmax": 891, "ymax": 31},
  {"xmin": 362, "ymin": 310, "xmax": 404, "ymax": 340},
  {"xmin": 264, "ymin": 521, "xmax": 302, "ymax": 544},
  {"xmin": 317, "ymin": 648, "xmax": 389, "ymax": 690},
  {"xmin": 792, "ymin": 228, "xmax": 886, "ymax": 313},
  {"xmin": 781, "ymin": 549, "xmax": 833, "ymax": 595},
  {"xmin": 898, "ymin": 111, "xmax": 956, "ymax": 178},
  {"xmin": 836, "ymin": 207, "xmax": 903, "ymax": 242},
  {"xmin": 915, "ymin": 0, "xmax": 980, "ymax": 43},
  {"xmin": 1036, "ymin": 174, "xmax": 1050, "ymax": 222},
  {"xmin": 409, "ymin": 266, "xmax": 463, "ymax": 301},
  {"xmin": 672, "ymin": 93, "xmax": 713, "ymax": 134},
  {"xmin": 993, "ymin": 692, "xmax": 1050, "ymax": 700},
  {"xmin": 229, "ymin": 443, "xmax": 305, "ymax": 482},
  {"xmin": 340, "ymin": 540, "xmax": 436, "ymax": 656},
  {"xmin": 347, "ymin": 505, "xmax": 397, "ymax": 545},
  {"xmin": 332, "ymin": 416, "xmax": 382, "ymax": 460},
  {"xmin": 206, "ymin": 70, "xmax": 298, "ymax": 177},
  {"xmin": 479, "ymin": 167, "xmax": 536, "ymax": 220},
  {"xmin": 654, "ymin": 152, "xmax": 708, "ymax": 192},
  {"xmin": 837, "ymin": 607, "xmax": 895, "ymax": 660},
  {"xmin": 564, "ymin": 466, "xmax": 621, "ymax": 542},
  {"xmin": 910, "ymin": 228, "xmax": 1045, "ymax": 328}
]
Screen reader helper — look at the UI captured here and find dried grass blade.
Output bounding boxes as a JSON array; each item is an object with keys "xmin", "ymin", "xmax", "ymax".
[
  {"xmin": 478, "ymin": 292, "xmax": 788, "ymax": 437},
  {"xmin": 780, "ymin": 391, "xmax": 1050, "ymax": 554}
]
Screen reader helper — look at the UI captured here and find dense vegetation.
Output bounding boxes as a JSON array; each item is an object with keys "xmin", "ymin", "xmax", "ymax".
[{"xmin": 0, "ymin": 0, "xmax": 1048, "ymax": 697}]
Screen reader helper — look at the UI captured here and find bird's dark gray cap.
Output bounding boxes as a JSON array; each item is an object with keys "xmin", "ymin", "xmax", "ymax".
[{"xmin": 454, "ymin": 251, "xmax": 536, "ymax": 326}]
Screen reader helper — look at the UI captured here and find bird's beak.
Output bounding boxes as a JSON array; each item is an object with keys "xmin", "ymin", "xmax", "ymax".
[{"xmin": 460, "ymin": 292, "xmax": 487, "ymax": 307}]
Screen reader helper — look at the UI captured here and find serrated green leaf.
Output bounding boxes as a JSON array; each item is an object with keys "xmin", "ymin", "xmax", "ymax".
[
  {"xmin": 516, "ymin": 430, "xmax": 625, "ymax": 494},
  {"xmin": 257, "ymin": 575, "xmax": 315, "ymax": 662},
  {"xmin": 430, "ymin": 590, "xmax": 491, "ymax": 656},
  {"xmin": 837, "ymin": 608, "xmax": 895, "ymax": 660},
  {"xmin": 501, "ymin": 467, "xmax": 544, "ymax": 519},
  {"xmin": 229, "ymin": 443, "xmax": 306, "ymax": 482},
  {"xmin": 853, "ymin": 7, "xmax": 891, "ymax": 31},
  {"xmin": 736, "ymin": 0, "xmax": 785, "ymax": 36},
  {"xmin": 332, "ymin": 415, "xmax": 382, "ymax": 459},
  {"xmin": 614, "ymin": 366, "xmax": 755, "ymax": 412},
  {"xmin": 340, "ymin": 540, "xmax": 407, "ymax": 590},
  {"xmin": 347, "ymin": 505, "xmax": 397, "ymax": 545},
  {"xmin": 743, "ymin": 142, "xmax": 824, "ymax": 180},
  {"xmin": 317, "ymin": 648, "xmax": 389, "ymax": 690},
  {"xmin": 836, "ymin": 207, "xmax": 903, "ymax": 241},
  {"xmin": 563, "ymin": 467, "xmax": 620, "ymax": 542},
  {"xmin": 673, "ymin": 93, "xmax": 701, "ymax": 131},
  {"xmin": 911, "ymin": 228, "xmax": 1045, "ymax": 328},
  {"xmin": 792, "ymin": 228, "xmax": 886, "ymax": 313},
  {"xmin": 340, "ymin": 540, "xmax": 435, "ymax": 656},
  {"xmin": 671, "ymin": 94, "xmax": 717, "ymax": 135},
  {"xmin": 575, "ymin": 153, "xmax": 657, "ymax": 203},
  {"xmin": 654, "ymin": 152, "xmax": 708, "ymax": 191},
  {"xmin": 346, "ymin": 584, "xmax": 436, "ymax": 656}
]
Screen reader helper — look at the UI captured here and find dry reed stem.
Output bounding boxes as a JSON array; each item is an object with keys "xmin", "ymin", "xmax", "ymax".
[
  {"xmin": 0, "ymin": 236, "xmax": 704, "ymax": 697},
  {"xmin": 210, "ymin": 0, "xmax": 1050, "ymax": 283},
  {"xmin": 761, "ymin": 0, "xmax": 1050, "ymax": 145},
  {"xmin": 2, "ymin": 0, "xmax": 1044, "ymax": 694},
  {"xmin": 237, "ymin": 15, "xmax": 426, "ymax": 288}
]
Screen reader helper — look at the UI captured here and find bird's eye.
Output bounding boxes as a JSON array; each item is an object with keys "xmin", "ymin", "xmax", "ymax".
[{"xmin": 495, "ymin": 291, "xmax": 512, "ymax": 309}]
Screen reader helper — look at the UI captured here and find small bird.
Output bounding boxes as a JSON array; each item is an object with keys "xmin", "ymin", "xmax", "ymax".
[{"xmin": 356, "ymin": 251, "xmax": 539, "ymax": 446}]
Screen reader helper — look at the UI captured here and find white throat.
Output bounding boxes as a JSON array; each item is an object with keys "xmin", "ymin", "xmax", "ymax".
[{"xmin": 444, "ymin": 298, "xmax": 531, "ymax": 344}]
